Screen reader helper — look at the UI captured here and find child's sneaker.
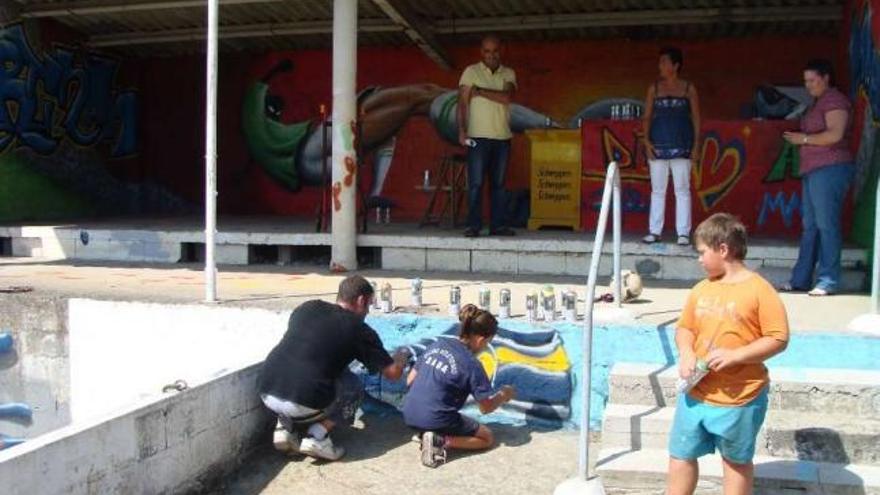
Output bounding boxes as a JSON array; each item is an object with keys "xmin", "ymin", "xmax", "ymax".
[
  {"xmin": 419, "ymin": 431, "xmax": 447, "ymax": 468},
  {"xmin": 272, "ymin": 420, "xmax": 300, "ymax": 454},
  {"xmin": 300, "ymin": 436, "xmax": 345, "ymax": 461}
]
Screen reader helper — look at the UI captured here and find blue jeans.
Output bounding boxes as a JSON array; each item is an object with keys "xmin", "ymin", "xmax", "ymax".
[
  {"xmin": 790, "ymin": 163, "xmax": 854, "ymax": 292},
  {"xmin": 466, "ymin": 138, "xmax": 511, "ymax": 231}
]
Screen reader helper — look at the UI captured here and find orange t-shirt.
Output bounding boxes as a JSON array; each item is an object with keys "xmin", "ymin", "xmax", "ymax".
[{"xmin": 676, "ymin": 273, "xmax": 789, "ymax": 406}]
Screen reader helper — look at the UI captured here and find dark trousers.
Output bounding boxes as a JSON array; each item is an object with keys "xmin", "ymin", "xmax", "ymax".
[{"xmin": 466, "ymin": 138, "xmax": 511, "ymax": 231}]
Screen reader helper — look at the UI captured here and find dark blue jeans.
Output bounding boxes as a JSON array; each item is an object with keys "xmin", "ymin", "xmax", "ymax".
[
  {"xmin": 790, "ymin": 163, "xmax": 854, "ymax": 293},
  {"xmin": 466, "ymin": 138, "xmax": 511, "ymax": 231}
]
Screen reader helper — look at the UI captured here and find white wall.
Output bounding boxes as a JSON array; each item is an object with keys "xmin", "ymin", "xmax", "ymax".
[
  {"xmin": 68, "ymin": 299, "xmax": 289, "ymax": 422},
  {"xmin": 0, "ymin": 363, "xmax": 272, "ymax": 495}
]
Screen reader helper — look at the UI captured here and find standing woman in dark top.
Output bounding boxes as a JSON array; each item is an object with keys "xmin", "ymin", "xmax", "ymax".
[
  {"xmin": 782, "ymin": 59, "xmax": 854, "ymax": 296},
  {"xmin": 642, "ymin": 46, "xmax": 701, "ymax": 246}
]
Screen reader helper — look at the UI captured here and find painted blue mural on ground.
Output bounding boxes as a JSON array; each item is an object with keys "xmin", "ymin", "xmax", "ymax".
[{"xmin": 359, "ymin": 315, "xmax": 880, "ymax": 431}]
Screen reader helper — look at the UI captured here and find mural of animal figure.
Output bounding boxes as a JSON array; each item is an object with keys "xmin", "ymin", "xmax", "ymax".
[
  {"xmin": 354, "ymin": 323, "xmax": 573, "ymax": 424},
  {"xmin": 242, "ymin": 60, "xmax": 560, "ymax": 202}
]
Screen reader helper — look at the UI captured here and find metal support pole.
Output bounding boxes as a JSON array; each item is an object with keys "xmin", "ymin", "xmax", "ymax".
[
  {"xmin": 872, "ymin": 173, "xmax": 880, "ymax": 313},
  {"xmin": 330, "ymin": 0, "xmax": 358, "ymax": 272},
  {"xmin": 204, "ymin": 0, "xmax": 218, "ymax": 302}
]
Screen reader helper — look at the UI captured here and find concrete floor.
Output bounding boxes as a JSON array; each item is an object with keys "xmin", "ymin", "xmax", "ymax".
[
  {"xmin": 0, "ymin": 256, "xmax": 872, "ymax": 332},
  {"xmin": 1, "ymin": 256, "xmax": 876, "ymax": 494}
]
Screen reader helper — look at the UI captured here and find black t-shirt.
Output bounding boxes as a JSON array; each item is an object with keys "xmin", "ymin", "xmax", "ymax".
[{"xmin": 258, "ymin": 300, "xmax": 393, "ymax": 410}]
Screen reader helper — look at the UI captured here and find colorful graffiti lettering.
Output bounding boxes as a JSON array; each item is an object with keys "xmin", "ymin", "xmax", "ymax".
[
  {"xmin": 591, "ymin": 126, "xmax": 746, "ymax": 212},
  {"xmin": 764, "ymin": 140, "xmax": 801, "ymax": 183},
  {"xmin": 0, "ymin": 24, "xmax": 136, "ymax": 157},
  {"xmin": 850, "ymin": 1, "xmax": 880, "ymax": 124},
  {"xmin": 692, "ymin": 131, "xmax": 746, "ymax": 211},
  {"xmin": 757, "ymin": 191, "xmax": 801, "ymax": 228}
]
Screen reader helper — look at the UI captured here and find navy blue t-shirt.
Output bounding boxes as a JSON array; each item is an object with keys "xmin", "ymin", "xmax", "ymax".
[{"xmin": 402, "ymin": 337, "xmax": 493, "ymax": 430}]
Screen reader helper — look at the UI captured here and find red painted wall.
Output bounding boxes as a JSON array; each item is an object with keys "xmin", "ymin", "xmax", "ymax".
[{"xmin": 133, "ymin": 35, "xmax": 841, "ymax": 225}]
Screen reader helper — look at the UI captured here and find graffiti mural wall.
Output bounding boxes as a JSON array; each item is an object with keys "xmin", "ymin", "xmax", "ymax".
[
  {"xmin": 0, "ymin": 22, "xmax": 187, "ymax": 222},
  {"xmin": 581, "ymin": 120, "xmax": 812, "ymax": 237},
  {"xmin": 130, "ymin": 35, "xmax": 840, "ymax": 230},
  {"xmin": 847, "ymin": 0, "xmax": 880, "ymax": 248}
]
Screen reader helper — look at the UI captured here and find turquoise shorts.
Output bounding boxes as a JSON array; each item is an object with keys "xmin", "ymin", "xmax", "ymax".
[{"xmin": 668, "ymin": 387, "xmax": 768, "ymax": 464}]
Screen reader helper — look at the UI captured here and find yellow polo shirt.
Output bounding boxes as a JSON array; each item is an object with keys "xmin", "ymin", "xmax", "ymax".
[{"xmin": 459, "ymin": 62, "xmax": 517, "ymax": 140}]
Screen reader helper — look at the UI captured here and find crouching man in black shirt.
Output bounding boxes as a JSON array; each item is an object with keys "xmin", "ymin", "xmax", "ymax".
[{"xmin": 258, "ymin": 275, "xmax": 408, "ymax": 461}]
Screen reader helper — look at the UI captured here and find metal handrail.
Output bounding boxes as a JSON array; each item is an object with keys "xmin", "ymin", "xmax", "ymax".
[{"xmin": 578, "ymin": 161, "xmax": 622, "ymax": 481}]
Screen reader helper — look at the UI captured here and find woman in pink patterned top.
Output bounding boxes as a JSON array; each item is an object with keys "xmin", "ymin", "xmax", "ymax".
[{"xmin": 782, "ymin": 59, "xmax": 854, "ymax": 296}]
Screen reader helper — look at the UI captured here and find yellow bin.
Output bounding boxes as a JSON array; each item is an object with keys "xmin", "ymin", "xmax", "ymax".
[{"xmin": 526, "ymin": 129, "xmax": 582, "ymax": 231}]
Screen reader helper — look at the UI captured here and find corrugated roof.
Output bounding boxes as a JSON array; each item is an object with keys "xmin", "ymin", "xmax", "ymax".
[{"xmin": 10, "ymin": 0, "xmax": 844, "ymax": 60}]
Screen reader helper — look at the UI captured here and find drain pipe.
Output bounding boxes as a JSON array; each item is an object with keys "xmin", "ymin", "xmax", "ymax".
[
  {"xmin": 204, "ymin": 0, "xmax": 219, "ymax": 303},
  {"xmin": 329, "ymin": 0, "xmax": 358, "ymax": 272}
]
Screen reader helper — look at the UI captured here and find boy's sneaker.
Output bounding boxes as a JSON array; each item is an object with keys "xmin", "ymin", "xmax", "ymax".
[
  {"xmin": 420, "ymin": 431, "xmax": 447, "ymax": 468},
  {"xmin": 677, "ymin": 235, "xmax": 690, "ymax": 246},
  {"xmin": 641, "ymin": 234, "xmax": 660, "ymax": 244},
  {"xmin": 300, "ymin": 436, "xmax": 345, "ymax": 461},
  {"xmin": 272, "ymin": 420, "xmax": 300, "ymax": 454}
]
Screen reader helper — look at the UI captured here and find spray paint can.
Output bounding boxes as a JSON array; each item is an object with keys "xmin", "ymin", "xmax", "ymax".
[
  {"xmin": 563, "ymin": 290, "xmax": 578, "ymax": 322},
  {"xmin": 541, "ymin": 285, "xmax": 556, "ymax": 321},
  {"xmin": 525, "ymin": 291, "xmax": 538, "ymax": 322},
  {"xmin": 499, "ymin": 288, "xmax": 511, "ymax": 319},
  {"xmin": 478, "ymin": 286, "xmax": 491, "ymax": 312},
  {"xmin": 380, "ymin": 282, "xmax": 393, "ymax": 313},
  {"xmin": 410, "ymin": 278, "xmax": 423, "ymax": 306},
  {"xmin": 370, "ymin": 281, "xmax": 380, "ymax": 310},
  {"xmin": 676, "ymin": 359, "xmax": 710, "ymax": 394},
  {"xmin": 449, "ymin": 285, "xmax": 461, "ymax": 316}
]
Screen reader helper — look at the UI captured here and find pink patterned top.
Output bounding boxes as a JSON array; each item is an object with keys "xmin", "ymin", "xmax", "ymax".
[{"xmin": 799, "ymin": 87, "xmax": 853, "ymax": 175}]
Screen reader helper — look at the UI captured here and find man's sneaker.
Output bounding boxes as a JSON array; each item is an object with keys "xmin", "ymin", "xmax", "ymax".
[
  {"xmin": 642, "ymin": 234, "xmax": 660, "ymax": 244},
  {"xmin": 677, "ymin": 235, "xmax": 690, "ymax": 246},
  {"xmin": 420, "ymin": 431, "xmax": 447, "ymax": 468},
  {"xmin": 300, "ymin": 436, "xmax": 345, "ymax": 461},
  {"xmin": 272, "ymin": 421, "xmax": 300, "ymax": 454}
]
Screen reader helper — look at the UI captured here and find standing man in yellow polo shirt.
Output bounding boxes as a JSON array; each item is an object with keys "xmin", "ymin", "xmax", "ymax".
[{"xmin": 458, "ymin": 35, "xmax": 517, "ymax": 238}]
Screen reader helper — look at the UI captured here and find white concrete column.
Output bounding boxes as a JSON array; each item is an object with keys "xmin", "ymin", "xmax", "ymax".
[
  {"xmin": 330, "ymin": 0, "xmax": 358, "ymax": 271},
  {"xmin": 204, "ymin": 0, "xmax": 219, "ymax": 301}
]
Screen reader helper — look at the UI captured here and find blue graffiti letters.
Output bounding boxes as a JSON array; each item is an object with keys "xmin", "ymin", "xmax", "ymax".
[
  {"xmin": 757, "ymin": 191, "xmax": 800, "ymax": 228},
  {"xmin": 0, "ymin": 24, "xmax": 136, "ymax": 157}
]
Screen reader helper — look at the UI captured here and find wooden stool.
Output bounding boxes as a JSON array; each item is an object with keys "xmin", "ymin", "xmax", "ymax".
[{"xmin": 418, "ymin": 154, "xmax": 467, "ymax": 228}]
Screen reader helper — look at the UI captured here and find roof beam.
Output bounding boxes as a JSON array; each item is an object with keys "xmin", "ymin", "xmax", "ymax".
[
  {"xmin": 20, "ymin": 0, "xmax": 281, "ymax": 18},
  {"xmin": 89, "ymin": 19, "xmax": 400, "ymax": 47},
  {"xmin": 370, "ymin": 0, "xmax": 451, "ymax": 70},
  {"xmin": 432, "ymin": 6, "xmax": 841, "ymax": 33},
  {"xmin": 85, "ymin": 5, "xmax": 840, "ymax": 49}
]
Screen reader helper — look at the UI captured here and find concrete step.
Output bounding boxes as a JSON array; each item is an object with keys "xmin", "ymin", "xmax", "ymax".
[
  {"xmin": 609, "ymin": 363, "xmax": 880, "ymax": 415},
  {"xmin": 2, "ymin": 224, "xmax": 867, "ymax": 288},
  {"xmin": 596, "ymin": 447, "xmax": 880, "ymax": 495},
  {"xmin": 602, "ymin": 404, "xmax": 880, "ymax": 465}
]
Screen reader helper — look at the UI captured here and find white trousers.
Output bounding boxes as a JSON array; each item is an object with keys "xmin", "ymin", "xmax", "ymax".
[{"xmin": 648, "ymin": 158, "xmax": 692, "ymax": 237}]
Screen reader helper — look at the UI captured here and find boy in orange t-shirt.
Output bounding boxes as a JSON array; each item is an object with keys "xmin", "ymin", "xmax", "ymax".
[{"xmin": 668, "ymin": 213, "xmax": 789, "ymax": 495}]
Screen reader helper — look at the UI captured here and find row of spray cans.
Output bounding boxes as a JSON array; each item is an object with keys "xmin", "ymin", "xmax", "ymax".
[
  {"xmin": 370, "ymin": 279, "xmax": 425, "ymax": 313},
  {"xmin": 370, "ymin": 280, "xmax": 580, "ymax": 322},
  {"xmin": 453, "ymin": 285, "xmax": 579, "ymax": 322}
]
